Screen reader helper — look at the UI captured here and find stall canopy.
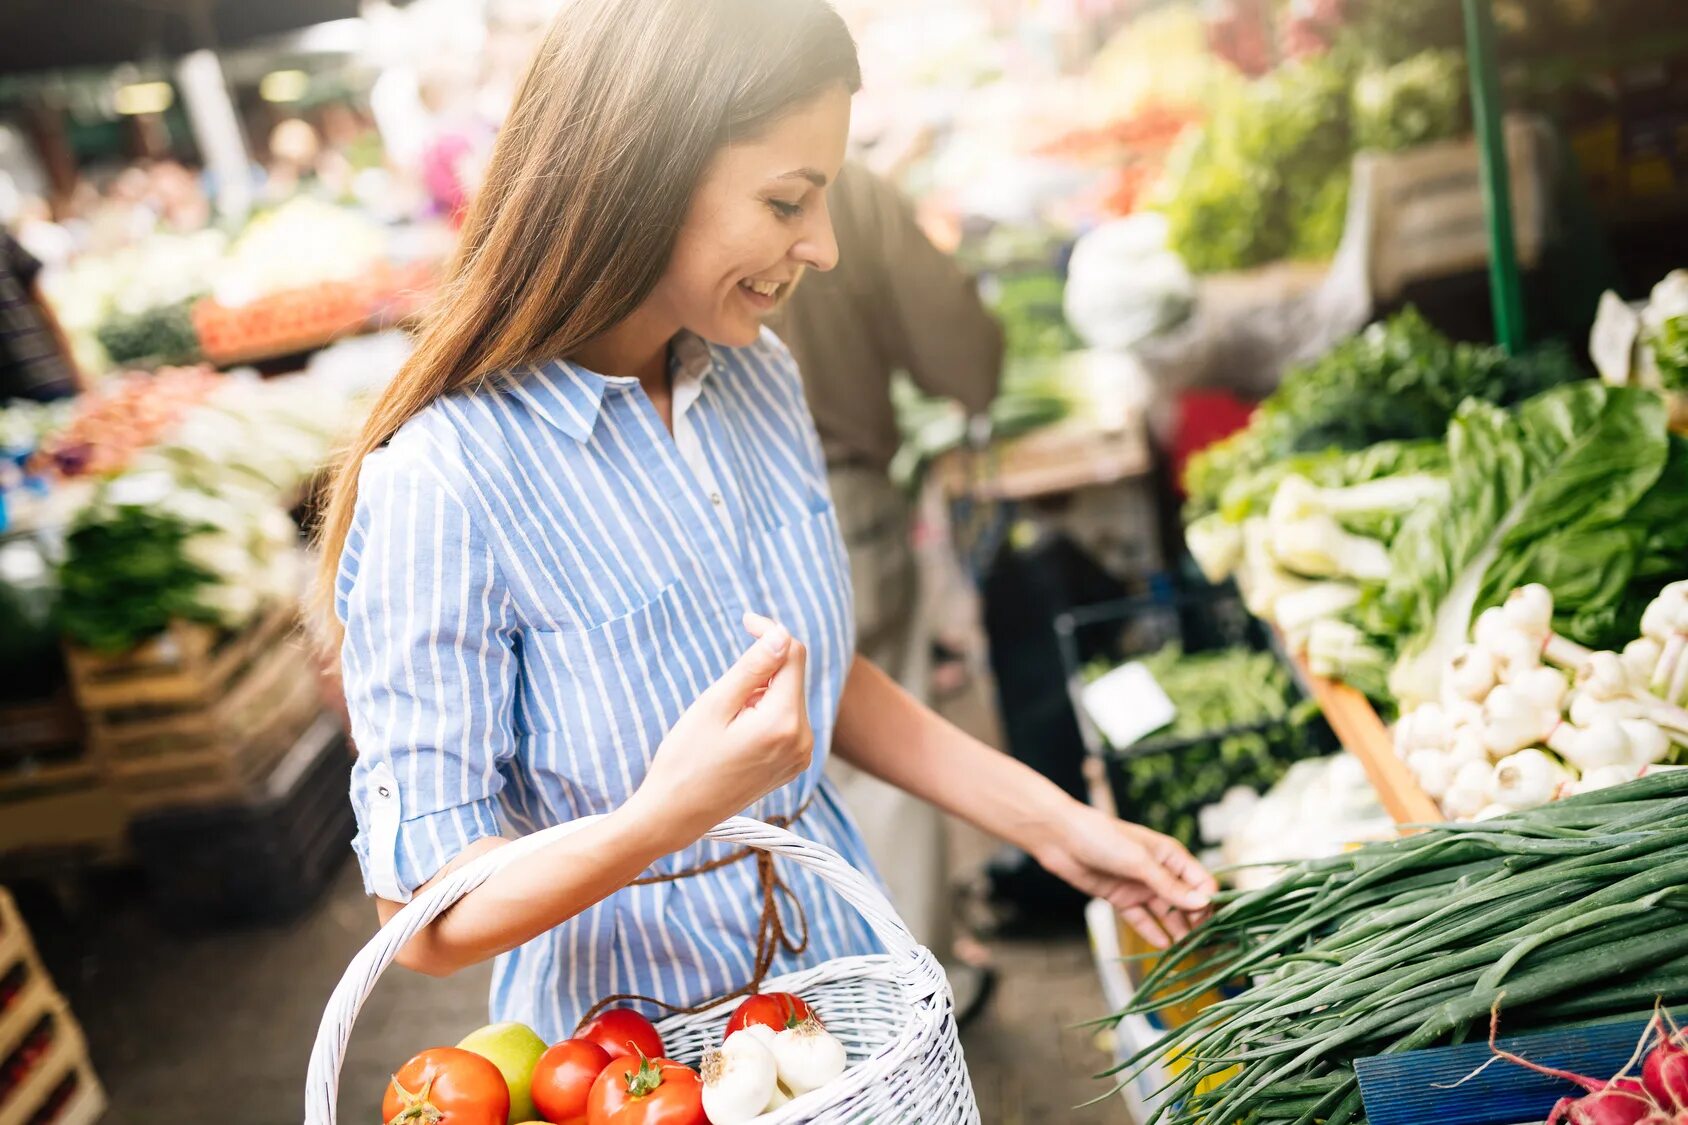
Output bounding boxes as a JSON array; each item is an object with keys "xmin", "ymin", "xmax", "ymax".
[{"xmin": 0, "ymin": 0, "xmax": 362, "ymax": 74}]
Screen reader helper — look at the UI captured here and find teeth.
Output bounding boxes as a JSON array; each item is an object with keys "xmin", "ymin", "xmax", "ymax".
[{"xmin": 744, "ymin": 280, "xmax": 780, "ymax": 297}]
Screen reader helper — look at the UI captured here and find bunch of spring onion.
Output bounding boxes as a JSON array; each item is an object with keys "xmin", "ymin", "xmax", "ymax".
[
  {"xmin": 1106, "ymin": 770, "xmax": 1688, "ymax": 1125},
  {"xmin": 1393, "ymin": 582, "xmax": 1688, "ymax": 820}
]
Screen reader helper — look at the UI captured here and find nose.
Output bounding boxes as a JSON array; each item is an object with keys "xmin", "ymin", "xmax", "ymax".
[{"xmin": 792, "ymin": 199, "xmax": 839, "ymax": 273}]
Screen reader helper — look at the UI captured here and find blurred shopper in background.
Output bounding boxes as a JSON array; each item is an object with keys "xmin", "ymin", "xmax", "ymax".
[
  {"xmin": 769, "ymin": 160, "xmax": 1004, "ymax": 1013},
  {"xmin": 0, "ymin": 229, "xmax": 81, "ymax": 401}
]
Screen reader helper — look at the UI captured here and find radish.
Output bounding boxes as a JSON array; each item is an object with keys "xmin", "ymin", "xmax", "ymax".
[
  {"xmin": 1483, "ymin": 1006, "xmax": 1672, "ymax": 1125},
  {"xmin": 1643, "ymin": 1010, "xmax": 1688, "ymax": 1114}
]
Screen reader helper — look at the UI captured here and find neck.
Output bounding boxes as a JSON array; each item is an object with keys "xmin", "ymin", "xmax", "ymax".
[{"xmin": 570, "ymin": 306, "xmax": 674, "ymax": 397}]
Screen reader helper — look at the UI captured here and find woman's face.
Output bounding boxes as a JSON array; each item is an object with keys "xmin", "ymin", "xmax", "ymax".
[{"xmin": 649, "ymin": 85, "xmax": 852, "ymax": 348}]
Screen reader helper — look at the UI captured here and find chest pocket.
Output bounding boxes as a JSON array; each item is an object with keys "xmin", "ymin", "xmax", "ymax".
[
  {"xmin": 746, "ymin": 501, "xmax": 856, "ymax": 737},
  {"xmin": 515, "ymin": 579, "xmax": 729, "ymax": 806}
]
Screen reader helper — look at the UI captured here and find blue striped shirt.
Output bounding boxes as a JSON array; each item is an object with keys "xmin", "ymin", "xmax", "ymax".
[{"xmin": 336, "ymin": 328, "xmax": 884, "ymax": 1040}]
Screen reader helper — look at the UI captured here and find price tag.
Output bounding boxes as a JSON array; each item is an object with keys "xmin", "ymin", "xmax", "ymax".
[{"xmin": 1081, "ymin": 661, "xmax": 1177, "ymax": 749}]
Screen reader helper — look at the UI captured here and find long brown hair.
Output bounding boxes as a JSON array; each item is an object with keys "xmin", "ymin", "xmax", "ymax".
[{"xmin": 311, "ymin": 0, "xmax": 859, "ymax": 649}]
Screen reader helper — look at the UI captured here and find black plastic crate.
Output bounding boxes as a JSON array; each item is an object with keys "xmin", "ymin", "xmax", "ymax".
[
  {"xmin": 1053, "ymin": 587, "xmax": 1337, "ymax": 848},
  {"xmin": 129, "ymin": 713, "xmax": 353, "ymax": 927}
]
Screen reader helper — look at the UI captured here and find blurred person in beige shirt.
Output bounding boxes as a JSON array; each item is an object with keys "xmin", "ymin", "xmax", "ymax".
[{"xmin": 768, "ymin": 160, "xmax": 1002, "ymax": 997}]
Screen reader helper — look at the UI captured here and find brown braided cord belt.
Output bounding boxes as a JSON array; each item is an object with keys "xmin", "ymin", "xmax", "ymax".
[{"xmin": 580, "ymin": 794, "xmax": 815, "ymax": 1022}]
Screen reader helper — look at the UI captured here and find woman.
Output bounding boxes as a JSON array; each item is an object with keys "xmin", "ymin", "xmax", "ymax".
[{"xmin": 316, "ymin": 0, "xmax": 1213, "ymax": 1044}]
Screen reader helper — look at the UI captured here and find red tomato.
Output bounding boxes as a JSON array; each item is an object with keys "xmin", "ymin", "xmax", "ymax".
[
  {"xmin": 381, "ymin": 1046, "xmax": 509, "ymax": 1125},
  {"xmin": 725, "ymin": 992, "xmax": 816, "ymax": 1037},
  {"xmin": 575, "ymin": 1008, "xmax": 664, "ymax": 1061},
  {"xmin": 587, "ymin": 1056, "xmax": 704, "ymax": 1125},
  {"xmin": 531, "ymin": 1038, "xmax": 613, "ymax": 1124}
]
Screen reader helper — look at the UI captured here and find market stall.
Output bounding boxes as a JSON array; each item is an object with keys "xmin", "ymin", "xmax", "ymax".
[{"xmin": 2, "ymin": 0, "xmax": 1687, "ymax": 1121}]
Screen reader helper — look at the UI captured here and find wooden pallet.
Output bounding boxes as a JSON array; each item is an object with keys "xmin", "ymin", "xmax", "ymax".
[
  {"xmin": 0, "ymin": 890, "xmax": 104, "ymax": 1125},
  {"xmin": 65, "ymin": 604, "xmax": 324, "ymax": 811}
]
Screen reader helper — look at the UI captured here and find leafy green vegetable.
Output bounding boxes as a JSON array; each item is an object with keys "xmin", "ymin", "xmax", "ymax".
[
  {"xmin": 1162, "ymin": 54, "xmax": 1356, "ymax": 273},
  {"xmin": 57, "ymin": 503, "xmax": 220, "ymax": 652},
  {"xmin": 1213, "ymin": 439, "xmax": 1450, "ymax": 526},
  {"xmin": 1352, "ymin": 49, "xmax": 1467, "ymax": 152},
  {"xmin": 1371, "ymin": 383, "xmax": 1672, "ymax": 704},
  {"xmin": 1184, "ymin": 309, "xmax": 1585, "ymax": 518},
  {"xmin": 96, "ymin": 298, "xmax": 203, "ymax": 367},
  {"xmin": 1655, "ymin": 314, "xmax": 1688, "ymax": 392},
  {"xmin": 986, "ymin": 270, "xmax": 1083, "ymax": 361},
  {"xmin": 1161, "ymin": 44, "xmax": 1471, "ymax": 275}
]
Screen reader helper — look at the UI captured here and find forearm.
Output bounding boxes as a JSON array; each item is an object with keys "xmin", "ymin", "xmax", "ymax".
[
  {"xmin": 377, "ymin": 789, "xmax": 701, "ymax": 976},
  {"xmin": 831, "ymin": 654, "xmax": 1070, "ymax": 857}
]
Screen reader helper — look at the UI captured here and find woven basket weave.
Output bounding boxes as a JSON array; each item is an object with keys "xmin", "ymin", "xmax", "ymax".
[{"xmin": 303, "ymin": 815, "xmax": 979, "ymax": 1123}]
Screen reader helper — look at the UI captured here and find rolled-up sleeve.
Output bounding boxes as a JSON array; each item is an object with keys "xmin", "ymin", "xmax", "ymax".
[{"xmin": 336, "ymin": 435, "xmax": 518, "ymax": 902}]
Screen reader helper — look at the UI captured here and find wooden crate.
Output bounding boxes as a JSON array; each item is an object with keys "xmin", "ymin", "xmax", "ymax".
[
  {"xmin": 0, "ymin": 693, "xmax": 91, "ymax": 801},
  {"xmin": 65, "ymin": 604, "xmax": 324, "ymax": 812},
  {"xmin": 0, "ymin": 999, "xmax": 102, "ymax": 1125},
  {"xmin": 0, "ymin": 890, "xmax": 104, "ymax": 1125}
]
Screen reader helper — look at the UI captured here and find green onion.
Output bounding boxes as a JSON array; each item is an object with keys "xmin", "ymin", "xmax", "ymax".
[{"xmin": 1106, "ymin": 773, "xmax": 1688, "ymax": 1124}]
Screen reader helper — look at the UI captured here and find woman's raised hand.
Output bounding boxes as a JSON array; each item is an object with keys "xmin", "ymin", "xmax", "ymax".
[{"xmin": 631, "ymin": 613, "xmax": 813, "ymax": 842}]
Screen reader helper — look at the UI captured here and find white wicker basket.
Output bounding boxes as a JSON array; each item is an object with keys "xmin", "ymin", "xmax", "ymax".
[{"xmin": 304, "ymin": 815, "xmax": 979, "ymax": 1124}]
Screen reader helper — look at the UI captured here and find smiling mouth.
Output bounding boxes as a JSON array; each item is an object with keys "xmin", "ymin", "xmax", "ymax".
[{"xmin": 740, "ymin": 278, "xmax": 785, "ymax": 299}]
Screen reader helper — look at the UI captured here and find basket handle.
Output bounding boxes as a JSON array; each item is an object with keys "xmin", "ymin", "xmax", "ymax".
[{"xmin": 303, "ymin": 814, "xmax": 923, "ymax": 1125}]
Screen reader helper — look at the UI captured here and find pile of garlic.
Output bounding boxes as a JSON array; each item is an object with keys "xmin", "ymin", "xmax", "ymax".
[{"xmin": 1394, "ymin": 582, "xmax": 1688, "ymax": 820}]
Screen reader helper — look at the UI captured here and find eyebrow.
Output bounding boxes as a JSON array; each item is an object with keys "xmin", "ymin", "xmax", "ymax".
[{"xmin": 775, "ymin": 167, "xmax": 829, "ymax": 188}]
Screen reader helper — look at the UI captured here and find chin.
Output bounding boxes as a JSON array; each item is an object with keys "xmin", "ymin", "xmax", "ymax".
[{"xmin": 693, "ymin": 315, "xmax": 763, "ymax": 349}]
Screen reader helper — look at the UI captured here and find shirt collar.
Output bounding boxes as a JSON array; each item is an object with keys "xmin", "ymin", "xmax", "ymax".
[{"xmin": 503, "ymin": 332, "xmax": 717, "ymax": 443}]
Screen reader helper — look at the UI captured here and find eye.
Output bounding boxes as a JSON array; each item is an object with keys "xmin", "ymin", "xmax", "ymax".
[{"xmin": 767, "ymin": 198, "xmax": 804, "ymax": 220}]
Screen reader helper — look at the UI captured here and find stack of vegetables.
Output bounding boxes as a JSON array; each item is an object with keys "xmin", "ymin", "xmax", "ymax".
[
  {"xmin": 1108, "ymin": 771, "xmax": 1688, "ymax": 1124},
  {"xmin": 56, "ymin": 373, "xmax": 364, "ymax": 651},
  {"xmin": 1185, "ymin": 308, "xmax": 1688, "ymax": 713},
  {"xmin": 1393, "ymin": 582, "xmax": 1688, "ymax": 821},
  {"xmin": 1156, "ymin": 44, "xmax": 1467, "ymax": 274},
  {"xmin": 1337, "ymin": 382, "xmax": 1688, "ymax": 709},
  {"xmin": 33, "ymin": 366, "xmax": 223, "ymax": 480}
]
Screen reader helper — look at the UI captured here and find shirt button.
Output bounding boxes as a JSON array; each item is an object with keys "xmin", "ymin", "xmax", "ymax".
[{"xmin": 710, "ymin": 492, "xmax": 723, "ymax": 505}]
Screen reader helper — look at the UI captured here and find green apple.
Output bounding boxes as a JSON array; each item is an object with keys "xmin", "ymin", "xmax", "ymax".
[{"xmin": 458, "ymin": 1021, "xmax": 547, "ymax": 1124}]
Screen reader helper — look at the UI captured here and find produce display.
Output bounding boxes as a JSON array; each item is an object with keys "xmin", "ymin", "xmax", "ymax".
[
  {"xmin": 1393, "ymin": 582, "xmax": 1688, "ymax": 821},
  {"xmin": 1156, "ymin": 45, "xmax": 1466, "ymax": 274},
  {"xmin": 387, "ymin": 993, "xmax": 849, "ymax": 1125},
  {"xmin": 1081, "ymin": 642, "xmax": 1330, "ymax": 848},
  {"xmin": 1183, "ymin": 309, "xmax": 1580, "ymax": 522},
  {"xmin": 1184, "ymin": 308, "xmax": 1688, "ymax": 714},
  {"xmin": 53, "ymin": 371, "xmax": 366, "ymax": 649},
  {"xmin": 1111, "ymin": 772, "xmax": 1688, "ymax": 1124},
  {"xmin": 33, "ymin": 366, "xmax": 223, "ymax": 480},
  {"xmin": 41, "ymin": 197, "xmax": 438, "ymax": 376}
]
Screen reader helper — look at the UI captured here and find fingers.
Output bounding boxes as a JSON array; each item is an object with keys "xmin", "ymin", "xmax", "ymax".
[
  {"xmin": 707, "ymin": 617, "xmax": 791, "ymax": 712},
  {"xmin": 758, "ymin": 628, "xmax": 809, "ymax": 716},
  {"xmin": 1127, "ymin": 830, "xmax": 1215, "ymax": 913},
  {"xmin": 1120, "ymin": 905, "xmax": 1170, "ymax": 950},
  {"xmin": 1150, "ymin": 898, "xmax": 1192, "ymax": 943}
]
